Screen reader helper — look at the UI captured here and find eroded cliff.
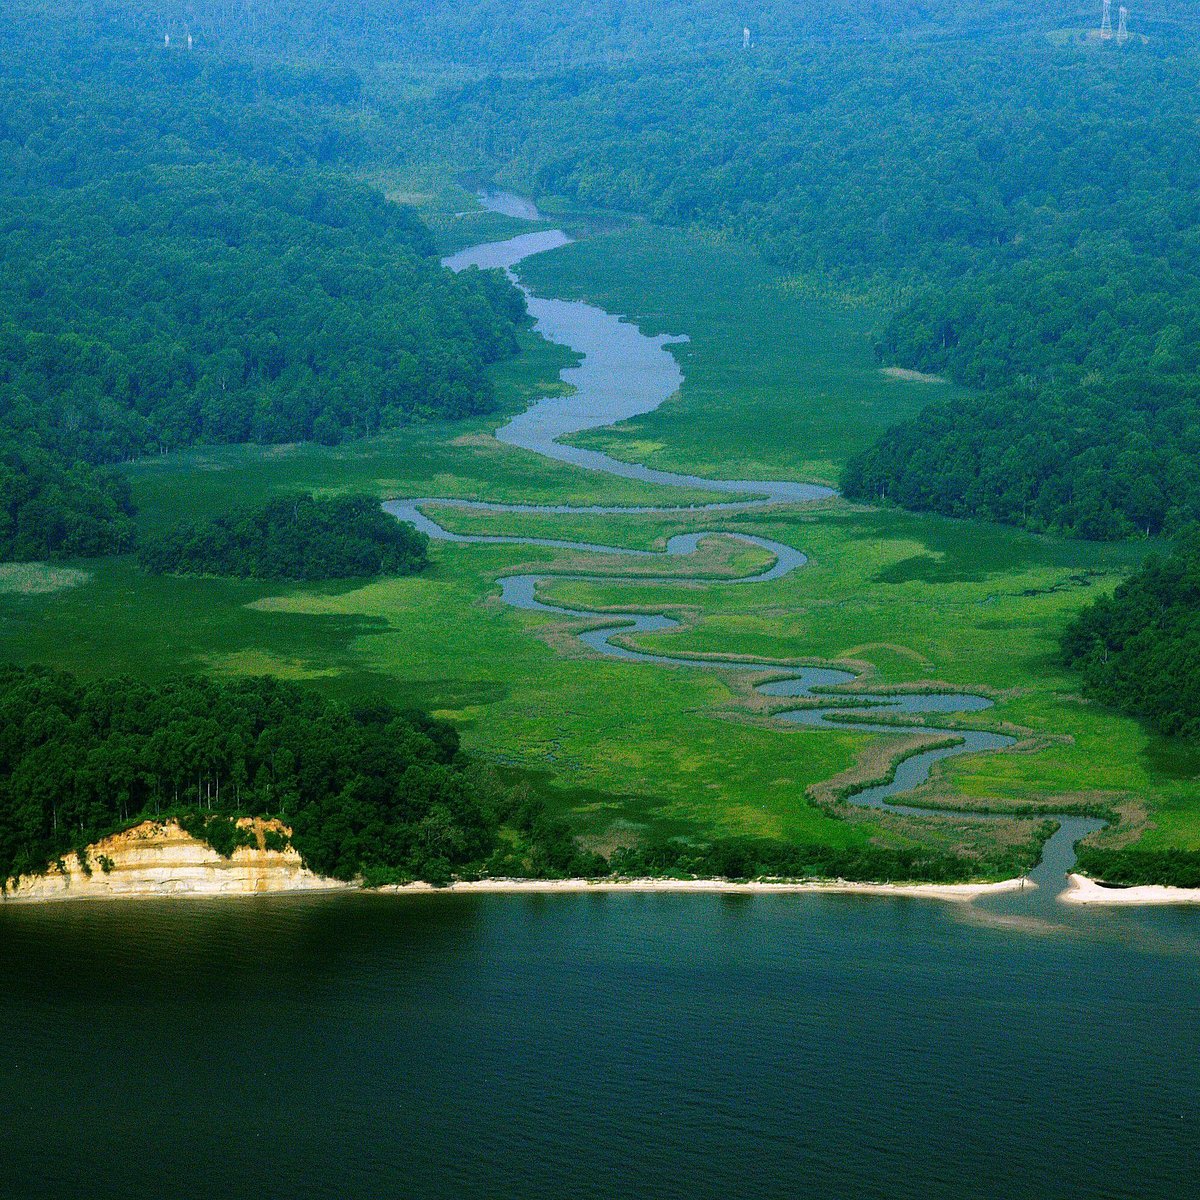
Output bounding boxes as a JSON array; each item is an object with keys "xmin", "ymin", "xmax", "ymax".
[{"xmin": 2, "ymin": 818, "xmax": 346, "ymax": 901}]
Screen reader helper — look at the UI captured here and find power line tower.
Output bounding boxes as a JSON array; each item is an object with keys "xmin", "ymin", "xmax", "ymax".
[
  {"xmin": 1100, "ymin": 0, "xmax": 1112, "ymax": 39},
  {"xmin": 1116, "ymin": 6, "xmax": 1129, "ymax": 44}
]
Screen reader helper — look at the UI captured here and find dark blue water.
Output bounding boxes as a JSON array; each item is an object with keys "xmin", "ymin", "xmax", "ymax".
[{"xmin": 2, "ymin": 892, "xmax": 1197, "ymax": 1199}]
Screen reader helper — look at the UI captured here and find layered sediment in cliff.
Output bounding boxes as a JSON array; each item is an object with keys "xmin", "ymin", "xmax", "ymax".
[{"xmin": 2, "ymin": 818, "xmax": 346, "ymax": 901}]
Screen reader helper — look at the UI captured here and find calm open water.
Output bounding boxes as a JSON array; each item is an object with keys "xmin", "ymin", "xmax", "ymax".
[{"xmin": 2, "ymin": 892, "xmax": 1198, "ymax": 1199}]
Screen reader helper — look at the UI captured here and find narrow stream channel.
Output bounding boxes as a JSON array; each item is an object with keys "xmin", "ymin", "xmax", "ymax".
[{"xmin": 386, "ymin": 192, "xmax": 1106, "ymax": 898}]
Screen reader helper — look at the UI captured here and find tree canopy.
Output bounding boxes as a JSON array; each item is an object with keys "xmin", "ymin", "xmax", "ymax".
[
  {"xmin": 15, "ymin": 3, "xmax": 1200, "ymax": 543},
  {"xmin": 138, "ymin": 493, "xmax": 430, "ymax": 580},
  {"xmin": 384, "ymin": 7, "xmax": 1200, "ymax": 539},
  {"xmin": 0, "ymin": 4, "xmax": 526, "ymax": 560},
  {"xmin": 0, "ymin": 667, "xmax": 487, "ymax": 886},
  {"xmin": 1061, "ymin": 529, "xmax": 1200, "ymax": 739}
]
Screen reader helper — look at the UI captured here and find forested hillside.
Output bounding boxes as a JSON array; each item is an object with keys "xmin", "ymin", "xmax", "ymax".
[
  {"xmin": 365, "ymin": 2, "xmax": 1200, "ymax": 539},
  {"xmin": 0, "ymin": 666, "xmax": 616, "ymax": 888},
  {"xmin": 841, "ymin": 377, "xmax": 1200, "ymax": 540},
  {"xmin": 0, "ymin": 6, "xmax": 525, "ymax": 561},
  {"xmin": 17, "ymin": 2, "xmax": 1200, "ymax": 544},
  {"xmin": 75, "ymin": 0, "xmax": 1042, "ymax": 67},
  {"xmin": 0, "ymin": 666, "xmax": 493, "ymax": 885}
]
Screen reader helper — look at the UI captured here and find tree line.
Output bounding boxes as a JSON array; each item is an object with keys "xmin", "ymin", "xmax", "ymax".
[
  {"xmin": 1057, "ymin": 529, "xmax": 1200, "ymax": 884},
  {"xmin": 86, "ymin": 0, "xmax": 1030, "ymax": 69},
  {"xmin": 138, "ymin": 493, "xmax": 430, "ymax": 581},
  {"xmin": 1073, "ymin": 846, "xmax": 1200, "ymax": 889},
  {"xmin": 842, "ymin": 374, "xmax": 1200, "ymax": 539},
  {"xmin": 22, "ymin": 2, "xmax": 1200, "ymax": 546},
  {"xmin": 0, "ymin": 666, "xmax": 521, "ymax": 888},
  {"xmin": 391, "ymin": 13, "xmax": 1200, "ymax": 539}
]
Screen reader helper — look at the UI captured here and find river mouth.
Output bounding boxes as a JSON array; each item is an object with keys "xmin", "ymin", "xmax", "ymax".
[{"xmin": 393, "ymin": 191, "xmax": 1108, "ymax": 901}]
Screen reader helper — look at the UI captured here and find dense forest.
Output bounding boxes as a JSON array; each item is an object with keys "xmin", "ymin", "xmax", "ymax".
[
  {"xmin": 1061, "ymin": 530, "xmax": 1200, "ymax": 739},
  {"xmin": 138, "ymin": 493, "xmax": 429, "ymax": 580},
  {"xmin": 1058, "ymin": 529, "xmax": 1200, "ymax": 885},
  {"xmin": 0, "ymin": 5, "xmax": 526, "ymax": 561},
  {"xmin": 14, "ymin": 2, "xmax": 1200, "ymax": 543},
  {"xmin": 1, "ymin": 439, "xmax": 136, "ymax": 560},
  {"xmin": 69, "ymin": 0, "xmax": 1053, "ymax": 67},
  {"xmin": 0, "ymin": 666, "xmax": 565, "ymax": 887},
  {"xmin": 842, "ymin": 375, "xmax": 1200, "ymax": 539},
  {"xmin": 1074, "ymin": 845, "xmax": 1200, "ymax": 889}
]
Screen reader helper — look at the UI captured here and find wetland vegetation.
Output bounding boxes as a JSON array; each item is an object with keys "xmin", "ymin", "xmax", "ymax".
[
  {"xmin": 3, "ymin": 7, "xmax": 1200, "ymax": 1200},
  {"xmin": 403, "ymin": 6, "xmax": 1200, "ymax": 539},
  {"xmin": 4, "ymin": 209, "xmax": 1185, "ymax": 888},
  {"xmin": 0, "ymin": 0, "xmax": 1198, "ymax": 889}
]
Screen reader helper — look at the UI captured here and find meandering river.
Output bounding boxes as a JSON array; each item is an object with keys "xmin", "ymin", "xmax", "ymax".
[
  {"xmin": 391, "ymin": 193, "xmax": 1106, "ymax": 902},
  {"xmin": 2, "ymin": 194, "xmax": 1196, "ymax": 1200}
]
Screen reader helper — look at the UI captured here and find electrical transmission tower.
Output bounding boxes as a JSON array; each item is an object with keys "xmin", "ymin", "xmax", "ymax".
[
  {"xmin": 1117, "ymin": 6, "xmax": 1129, "ymax": 44},
  {"xmin": 1100, "ymin": 0, "xmax": 1112, "ymax": 39}
]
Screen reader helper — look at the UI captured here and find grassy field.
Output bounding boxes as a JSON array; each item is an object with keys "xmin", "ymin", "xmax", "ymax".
[{"xmin": 4, "ymin": 193, "xmax": 1196, "ymax": 867}]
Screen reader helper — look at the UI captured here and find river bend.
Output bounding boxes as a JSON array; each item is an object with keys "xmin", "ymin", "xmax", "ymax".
[{"xmin": 387, "ymin": 193, "xmax": 1105, "ymax": 899}]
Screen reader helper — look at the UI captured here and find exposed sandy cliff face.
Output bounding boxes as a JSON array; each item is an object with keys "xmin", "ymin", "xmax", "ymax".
[{"xmin": 2, "ymin": 818, "xmax": 347, "ymax": 902}]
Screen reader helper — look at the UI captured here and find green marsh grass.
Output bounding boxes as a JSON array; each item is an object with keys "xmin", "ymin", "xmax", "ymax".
[{"xmin": 4, "ymin": 211, "xmax": 1196, "ymax": 865}]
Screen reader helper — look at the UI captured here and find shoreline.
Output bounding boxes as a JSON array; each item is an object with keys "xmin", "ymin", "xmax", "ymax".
[
  {"xmin": 19, "ymin": 863, "xmax": 1200, "ymax": 908},
  {"xmin": 376, "ymin": 875, "xmax": 1033, "ymax": 901},
  {"xmin": 15, "ymin": 849, "xmax": 1200, "ymax": 907},
  {"xmin": 1062, "ymin": 873, "xmax": 1200, "ymax": 906},
  {"xmin": 0, "ymin": 821, "xmax": 1039, "ymax": 906},
  {"xmin": 3, "ymin": 870, "xmax": 1034, "ymax": 905}
]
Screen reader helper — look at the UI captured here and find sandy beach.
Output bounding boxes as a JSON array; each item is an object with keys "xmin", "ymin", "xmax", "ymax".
[
  {"xmin": 1061, "ymin": 873, "xmax": 1200, "ymax": 906},
  {"xmin": 0, "ymin": 819, "xmax": 1034, "ymax": 903},
  {"xmin": 378, "ymin": 875, "xmax": 1033, "ymax": 901}
]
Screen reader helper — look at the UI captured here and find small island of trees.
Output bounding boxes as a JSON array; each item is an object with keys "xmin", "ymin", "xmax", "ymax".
[{"xmin": 137, "ymin": 493, "xmax": 430, "ymax": 581}]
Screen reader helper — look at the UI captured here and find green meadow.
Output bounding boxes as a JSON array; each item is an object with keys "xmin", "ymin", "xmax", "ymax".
[{"xmin": 4, "ymin": 200, "xmax": 1196, "ymax": 867}]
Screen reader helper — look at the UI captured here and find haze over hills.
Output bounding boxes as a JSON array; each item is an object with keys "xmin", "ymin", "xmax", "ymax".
[{"xmin": 58, "ymin": 0, "xmax": 1200, "ymax": 63}]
